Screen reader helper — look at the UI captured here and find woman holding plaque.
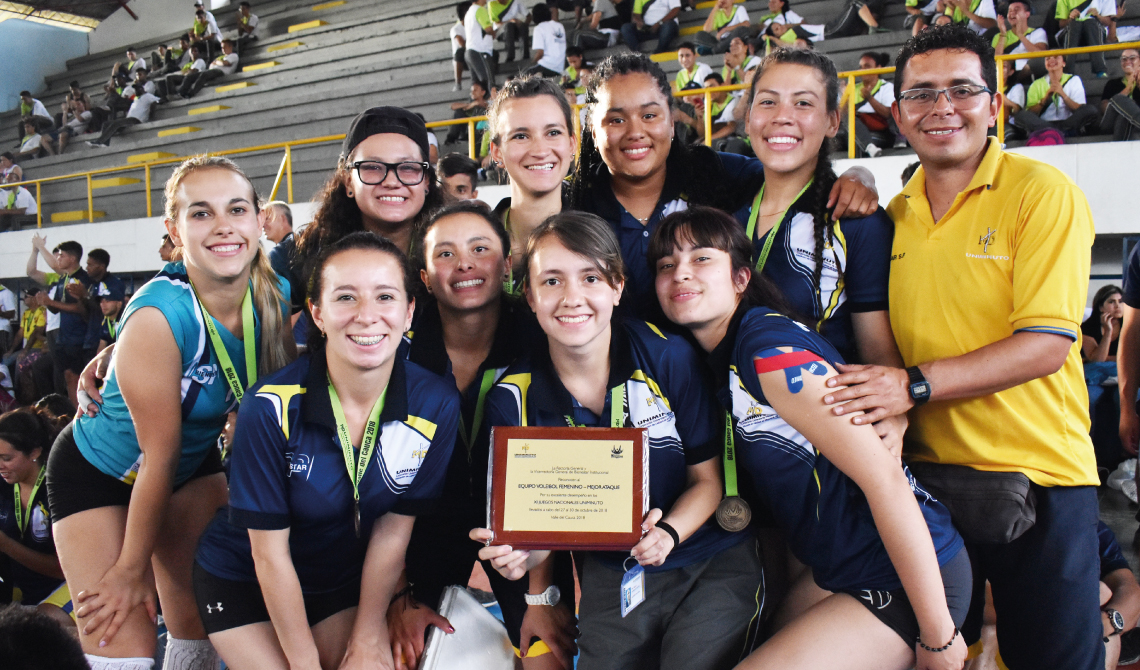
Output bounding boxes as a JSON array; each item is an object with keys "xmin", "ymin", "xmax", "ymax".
[
  {"xmin": 393, "ymin": 200, "xmax": 569, "ymax": 669},
  {"xmin": 192, "ymin": 232, "xmax": 459, "ymax": 670},
  {"xmin": 648, "ymin": 205, "xmax": 970, "ymax": 670},
  {"xmin": 46, "ymin": 156, "xmax": 293, "ymax": 670},
  {"xmin": 474, "ymin": 211, "xmax": 763, "ymax": 670}
]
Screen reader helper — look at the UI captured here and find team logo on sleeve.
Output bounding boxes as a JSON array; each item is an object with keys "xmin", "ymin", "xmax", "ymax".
[
  {"xmin": 753, "ymin": 348, "xmax": 826, "ymax": 393},
  {"xmin": 190, "ymin": 364, "xmax": 218, "ymax": 386}
]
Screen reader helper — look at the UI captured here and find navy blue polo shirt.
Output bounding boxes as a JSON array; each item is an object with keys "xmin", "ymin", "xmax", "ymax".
[
  {"xmin": 708, "ymin": 306, "xmax": 963, "ymax": 592},
  {"xmin": 484, "ymin": 319, "xmax": 747, "ymax": 573},
  {"xmin": 1124, "ymin": 242, "xmax": 1140, "ymax": 309},
  {"xmin": 48, "ymin": 268, "xmax": 92, "ymax": 348},
  {"xmin": 0, "ymin": 480, "xmax": 63, "ymax": 603},
  {"xmin": 195, "ymin": 349, "xmax": 459, "ymax": 593},
  {"xmin": 573, "ymin": 150, "xmax": 764, "ymax": 320},
  {"xmin": 84, "ymin": 273, "xmax": 126, "ymax": 350},
  {"xmin": 732, "ymin": 195, "xmax": 893, "ymax": 363},
  {"xmin": 1098, "ymin": 521, "xmax": 1130, "ymax": 577}
]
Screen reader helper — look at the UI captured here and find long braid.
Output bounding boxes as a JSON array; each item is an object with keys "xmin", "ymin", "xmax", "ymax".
[{"xmin": 806, "ymin": 138, "xmax": 838, "ymax": 328}]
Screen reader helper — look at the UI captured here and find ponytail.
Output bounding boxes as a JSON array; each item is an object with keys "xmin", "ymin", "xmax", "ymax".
[
  {"xmin": 249, "ymin": 245, "xmax": 290, "ymax": 375},
  {"xmin": 805, "ymin": 138, "xmax": 838, "ymax": 329}
]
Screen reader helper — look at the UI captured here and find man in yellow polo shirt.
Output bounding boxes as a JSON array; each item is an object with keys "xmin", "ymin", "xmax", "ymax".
[{"xmin": 822, "ymin": 25, "xmax": 1103, "ymax": 670}]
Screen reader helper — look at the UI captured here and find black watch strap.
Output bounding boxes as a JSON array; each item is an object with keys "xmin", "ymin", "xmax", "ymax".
[{"xmin": 906, "ymin": 366, "xmax": 931, "ymax": 406}]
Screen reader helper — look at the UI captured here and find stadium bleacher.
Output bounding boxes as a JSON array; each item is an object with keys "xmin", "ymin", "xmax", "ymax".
[{"xmin": 1, "ymin": 0, "xmax": 1136, "ymax": 225}]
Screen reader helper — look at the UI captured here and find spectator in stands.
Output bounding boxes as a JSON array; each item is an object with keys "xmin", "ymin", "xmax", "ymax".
[
  {"xmin": 152, "ymin": 35, "xmax": 192, "ymax": 76},
  {"xmin": 665, "ymin": 43, "xmax": 711, "ymax": 92},
  {"xmin": 1014, "ymin": 54, "xmax": 1099, "ymax": 136},
  {"xmin": 993, "ymin": 0, "xmax": 1046, "ymax": 85},
  {"xmin": 120, "ymin": 47, "xmax": 148, "ymax": 77},
  {"xmin": 16, "ymin": 92, "xmax": 52, "ymax": 136},
  {"xmin": 235, "ymin": 1, "xmax": 260, "ymax": 53},
  {"xmin": 95, "ymin": 282, "xmax": 125, "ymax": 354},
  {"xmin": 0, "ymin": 406, "xmax": 66, "ymax": 607},
  {"xmin": 758, "ymin": 0, "xmax": 803, "ymax": 31},
  {"xmin": 27, "ymin": 237, "xmax": 89, "ymax": 406},
  {"xmin": 54, "ymin": 82, "xmax": 92, "ymax": 130},
  {"xmin": 190, "ymin": 8, "xmax": 220, "ymax": 59},
  {"xmin": 621, "ymin": 0, "xmax": 681, "ymax": 54},
  {"xmin": 465, "ymin": 0, "xmax": 497, "ymax": 89},
  {"xmin": 0, "ymin": 173, "xmax": 37, "ymax": 231},
  {"xmin": 98, "ymin": 70, "xmax": 133, "ymax": 122},
  {"xmin": 80, "ymin": 249, "xmax": 124, "ymax": 365},
  {"xmin": 528, "ymin": 3, "xmax": 567, "ymax": 78},
  {"xmin": 263, "ymin": 201, "xmax": 294, "ymax": 245},
  {"xmin": 86, "ymin": 89, "xmax": 161, "ymax": 148},
  {"xmin": 547, "ymin": 0, "xmax": 591, "ymax": 23},
  {"xmin": 14, "ymin": 121, "xmax": 43, "ymax": 162},
  {"xmin": 123, "ymin": 68, "xmax": 156, "ymax": 99},
  {"xmin": 574, "ymin": 0, "xmax": 622, "ymax": 48},
  {"xmin": 851, "ymin": 51, "xmax": 895, "ymax": 157},
  {"xmin": 1084, "ymin": 285, "xmax": 1124, "ymax": 364},
  {"xmin": 41, "ymin": 99, "xmax": 91, "ymax": 156},
  {"xmin": 694, "ymin": 72, "xmax": 740, "ymax": 145},
  {"xmin": 829, "ymin": 24, "xmax": 1103, "ymax": 670},
  {"xmin": 446, "ymin": 79, "xmax": 490, "ymax": 144},
  {"xmin": 1002, "ymin": 59, "xmax": 1028, "ymax": 140},
  {"xmin": 905, "ymin": 0, "xmax": 940, "ymax": 36},
  {"xmin": 179, "ymin": 38, "xmax": 239, "ymax": 98},
  {"xmin": 0, "ymin": 284, "xmax": 12, "ymax": 354},
  {"xmin": 695, "ymin": 0, "xmax": 752, "ymax": 54},
  {"xmin": 1100, "ymin": 49, "xmax": 1140, "ymax": 141},
  {"xmin": 563, "ymin": 46, "xmax": 584, "ymax": 88},
  {"xmin": 0, "ymin": 153, "xmax": 21, "ymax": 183},
  {"xmin": 159, "ymin": 233, "xmax": 175, "ymax": 263},
  {"xmin": 940, "ymin": 0, "xmax": 997, "ymax": 34},
  {"xmin": 1057, "ymin": 0, "xmax": 1114, "ymax": 78},
  {"xmin": 451, "ymin": 2, "xmax": 470, "ymax": 91},
  {"xmin": 157, "ymin": 43, "xmax": 208, "ymax": 100},
  {"xmin": 932, "ymin": 12, "xmax": 953, "ymax": 26},
  {"xmin": 491, "ymin": 0, "xmax": 529, "ymax": 63},
  {"xmin": 3, "ymin": 289, "xmax": 46, "ymax": 406},
  {"xmin": 437, "ymin": 152, "xmax": 481, "ymax": 201}
]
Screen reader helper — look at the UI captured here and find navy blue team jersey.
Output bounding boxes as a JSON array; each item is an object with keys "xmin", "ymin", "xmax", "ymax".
[
  {"xmin": 708, "ymin": 306, "xmax": 963, "ymax": 592},
  {"xmin": 484, "ymin": 319, "xmax": 748, "ymax": 573},
  {"xmin": 0, "ymin": 479, "xmax": 63, "ymax": 603},
  {"xmin": 1098, "ymin": 521, "xmax": 1130, "ymax": 578},
  {"xmin": 195, "ymin": 349, "xmax": 459, "ymax": 593},
  {"xmin": 732, "ymin": 195, "xmax": 893, "ymax": 363}
]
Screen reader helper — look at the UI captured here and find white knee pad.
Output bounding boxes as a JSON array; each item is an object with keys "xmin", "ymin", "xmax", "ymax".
[{"xmin": 162, "ymin": 636, "xmax": 221, "ymax": 670}]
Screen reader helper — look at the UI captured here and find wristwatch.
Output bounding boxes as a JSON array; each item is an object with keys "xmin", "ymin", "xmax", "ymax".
[
  {"xmin": 906, "ymin": 366, "xmax": 931, "ymax": 406},
  {"xmin": 1106, "ymin": 608, "xmax": 1126, "ymax": 637},
  {"xmin": 524, "ymin": 585, "xmax": 561, "ymax": 607}
]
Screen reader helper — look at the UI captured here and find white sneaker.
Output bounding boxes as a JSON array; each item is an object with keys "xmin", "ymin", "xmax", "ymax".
[
  {"xmin": 452, "ymin": 83, "xmax": 461, "ymax": 92},
  {"xmin": 865, "ymin": 143, "xmax": 882, "ymax": 158}
]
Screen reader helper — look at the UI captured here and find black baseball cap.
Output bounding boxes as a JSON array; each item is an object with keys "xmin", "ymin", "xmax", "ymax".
[{"xmin": 340, "ymin": 106, "xmax": 430, "ymax": 165}]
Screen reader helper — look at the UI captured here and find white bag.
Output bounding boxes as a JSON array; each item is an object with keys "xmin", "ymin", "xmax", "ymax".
[{"xmin": 420, "ymin": 586, "xmax": 516, "ymax": 670}]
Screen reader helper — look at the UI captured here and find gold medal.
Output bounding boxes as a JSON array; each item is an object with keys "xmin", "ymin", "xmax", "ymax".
[{"xmin": 716, "ymin": 495, "xmax": 751, "ymax": 532}]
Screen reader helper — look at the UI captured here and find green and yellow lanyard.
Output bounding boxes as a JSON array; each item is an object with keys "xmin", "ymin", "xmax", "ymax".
[
  {"xmin": 192, "ymin": 281, "xmax": 256, "ymax": 405},
  {"xmin": 744, "ymin": 179, "xmax": 815, "ymax": 273},
  {"xmin": 459, "ymin": 369, "xmax": 499, "ymax": 459},
  {"xmin": 565, "ymin": 385, "xmax": 626, "ymax": 429},
  {"xmin": 328, "ymin": 379, "xmax": 387, "ymax": 538},
  {"xmin": 14, "ymin": 467, "xmax": 45, "ymax": 538},
  {"xmin": 104, "ymin": 316, "xmax": 119, "ymax": 341}
]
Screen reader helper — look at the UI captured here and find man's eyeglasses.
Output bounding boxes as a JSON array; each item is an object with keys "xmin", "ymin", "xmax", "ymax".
[
  {"xmin": 898, "ymin": 84, "xmax": 993, "ymax": 111},
  {"xmin": 1121, "ymin": 55, "xmax": 1140, "ymax": 63},
  {"xmin": 349, "ymin": 160, "xmax": 430, "ymax": 186}
]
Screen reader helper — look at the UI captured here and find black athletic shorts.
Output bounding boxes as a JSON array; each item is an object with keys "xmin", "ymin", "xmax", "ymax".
[
  {"xmin": 841, "ymin": 547, "xmax": 973, "ymax": 647},
  {"xmin": 53, "ymin": 343, "xmax": 90, "ymax": 375},
  {"xmin": 193, "ymin": 562, "xmax": 361, "ymax": 635},
  {"xmin": 453, "ymin": 46, "xmax": 465, "ymax": 63},
  {"xmin": 46, "ymin": 423, "xmax": 225, "ymax": 523}
]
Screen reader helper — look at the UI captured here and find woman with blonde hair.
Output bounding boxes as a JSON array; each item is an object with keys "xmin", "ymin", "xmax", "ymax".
[{"xmin": 47, "ymin": 155, "xmax": 293, "ymax": 670}]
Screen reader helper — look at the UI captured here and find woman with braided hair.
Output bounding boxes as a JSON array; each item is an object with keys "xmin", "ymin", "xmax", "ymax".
[{"xmin": 567, "ymin": 51, "xmax": 880, "ymax": 323}]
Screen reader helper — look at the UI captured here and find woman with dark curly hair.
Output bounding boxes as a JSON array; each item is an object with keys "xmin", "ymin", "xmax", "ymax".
[{"xmin": 270, "ymin": 107, "xmax": 446, "ymax": 312}]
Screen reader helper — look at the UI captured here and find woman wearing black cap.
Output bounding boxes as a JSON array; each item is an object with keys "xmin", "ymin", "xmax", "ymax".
[{"xmin": 270, "ymin": 107, "xmax": 446, "ymax": 313}]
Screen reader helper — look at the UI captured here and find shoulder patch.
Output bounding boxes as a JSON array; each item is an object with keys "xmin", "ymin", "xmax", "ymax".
[
  {"xmin": 255, "ymin": 385, "xmax": 306, "ymax": 439},
  {"xmin": 754, "ymin": 348, "xmax": 826, "ymax": 394},
  {"xmin": 405, "ymin": 415, "xmax": 438, "ymax": 441},
  {"xmin": 645, "ymin": 322, "xmax": 668, "ymax": 340},
  {"xmin": 498, "ymin": 372, "xmax": 533, "ymax": 427}
]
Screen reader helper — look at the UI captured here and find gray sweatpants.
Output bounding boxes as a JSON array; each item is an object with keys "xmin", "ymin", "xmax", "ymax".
[{"xmin": 577, "ymin": 538, "xmax": 763, "ymax": 670}]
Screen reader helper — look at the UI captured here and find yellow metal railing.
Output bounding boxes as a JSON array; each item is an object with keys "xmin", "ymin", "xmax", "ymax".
[
  {"xmin": 17, "ymin": 43, "xmax": 1140, "ymax": 229},
  {"xmin": 996, "ymin": 40, "xmax": 1140, "ymax": 140}
]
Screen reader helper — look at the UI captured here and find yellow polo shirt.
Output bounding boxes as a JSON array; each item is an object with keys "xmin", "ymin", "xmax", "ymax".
[{"xmin": 886, "ymin": 137, "xmax": 1097, "ymax": 487}]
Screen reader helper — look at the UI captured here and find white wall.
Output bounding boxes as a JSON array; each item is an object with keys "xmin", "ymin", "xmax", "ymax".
[
  {"xmin": 0, "ymin": 20, "xmax": 88, "ymax": 112},
  {"xmin": 88, "ymin": 0, "xmax": 231, "ymax": 54}
]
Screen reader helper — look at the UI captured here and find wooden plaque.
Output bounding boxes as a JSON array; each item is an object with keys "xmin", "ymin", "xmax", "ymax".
[{"xmin": 486, "ymin": 426, "xmax": 650, "ymax": 550}]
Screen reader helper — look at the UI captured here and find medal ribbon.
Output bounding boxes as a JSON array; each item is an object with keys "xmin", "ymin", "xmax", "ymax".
[
  {"xmin": 14, "ymin": 467, "xmax": 46, "ymax": 538},
  {"xmin": 745, "ymin": 179, "xmax": 814, "ymax": 273},
  {"xmin": 565, "ymin": 384, "xmax": 626, "ymax": 428},
  {"xmin": 191, "ymin": 281, "xmax": 256, "ymax": 404},
  {"xmin": 105, "ymin": 316, "xmax": 118, "ymax": 340},
  {"xmin": 458, "ymin": 368, "xmax": 498, "ymax": 455},
  {"xmin": 328, "ymin": 376, "xmax": 387, "ymax": 518},
  {"xmin": 723, "ymin": 411, "xmax": 739, "ymax": 498}
]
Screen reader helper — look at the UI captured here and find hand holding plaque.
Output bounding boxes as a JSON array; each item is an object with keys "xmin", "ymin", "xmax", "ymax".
[{"xmin": 485, "ymin": 426, "xmax": 650, "ymax": 551}]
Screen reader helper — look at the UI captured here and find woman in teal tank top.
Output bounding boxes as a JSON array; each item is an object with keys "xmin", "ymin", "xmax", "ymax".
[{"xmin": 46, "ymin": 156, "xmax": 293, "ymax": 670}]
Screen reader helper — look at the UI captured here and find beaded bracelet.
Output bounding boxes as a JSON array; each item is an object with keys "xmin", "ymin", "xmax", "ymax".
[{"xmin": 918, "ymin": 627, "xmax": 959, "ymax": 653}]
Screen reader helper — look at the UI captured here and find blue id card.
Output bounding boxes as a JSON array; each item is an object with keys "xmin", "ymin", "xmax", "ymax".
[{"xmin": 620, "ymin": 564, "xmax": 645, "ymax": 617}]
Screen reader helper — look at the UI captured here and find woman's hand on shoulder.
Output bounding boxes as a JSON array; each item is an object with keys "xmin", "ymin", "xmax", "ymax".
[
  {"xmin": 828, "ymin": 167, "xmax": 879, "ymax": 219},
  {"xmin": 470, "ymin": 527, "xmax": 548, "ymax": 581}
]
